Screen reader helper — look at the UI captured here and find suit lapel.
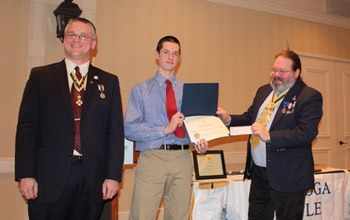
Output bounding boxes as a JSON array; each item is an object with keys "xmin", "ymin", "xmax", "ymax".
[
  {"xmin": 271, "ymin": 80, "xmax": 305, "ymax": 128},
  {"xmin": 52, "ymin": 60, "xmax": 74, "ymax": 120},
  {"xmin": 81, "ymin": 64, "xmax": 99, "ymax": 119}
]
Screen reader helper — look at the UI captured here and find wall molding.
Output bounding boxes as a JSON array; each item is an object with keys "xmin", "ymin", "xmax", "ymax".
[
  {"xmin": 298, "ymin": 52, "xmax": 350, "ymax": 63},
  {"xmin": 204, "ymin": 0, "xmax": 350, "ymax": 29},
  {"xmin": 0, "ymin": 158, "xmax": 14, "ymax": 174}
]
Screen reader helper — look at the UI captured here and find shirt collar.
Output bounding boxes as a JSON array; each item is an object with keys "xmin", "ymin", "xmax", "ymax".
[
  {"xmin": 64, "ymin": 58, "xmax": 90, "ymax": 76},
  {"xmin": 154, "ymin": 72, "xmax": 177, "ymax": 86}
]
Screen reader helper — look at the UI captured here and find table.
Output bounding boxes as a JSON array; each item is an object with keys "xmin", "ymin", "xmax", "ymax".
[{"xmin": 191, "ymin": 170, "xmax": 350, "ymax": 220}]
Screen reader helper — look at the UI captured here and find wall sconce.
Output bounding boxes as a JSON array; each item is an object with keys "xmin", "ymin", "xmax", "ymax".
[{"xmin": 53, "ymin": 0, "xmax": 82, "ymax": 42}]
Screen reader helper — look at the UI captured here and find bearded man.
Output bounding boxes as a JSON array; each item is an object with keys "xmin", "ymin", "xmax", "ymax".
[{"xmin": 217, "ymin": 50, "xmax": 323, "ymax": 220}]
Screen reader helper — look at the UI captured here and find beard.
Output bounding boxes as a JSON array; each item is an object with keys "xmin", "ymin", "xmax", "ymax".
[{"xmin": 270, "ymin": 74, "xmax": 296, "ymax": 94}]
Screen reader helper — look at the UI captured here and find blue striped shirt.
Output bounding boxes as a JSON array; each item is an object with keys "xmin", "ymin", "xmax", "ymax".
[{"xmin": 124, "ymin": 72, "xmax": 190, "ymax": 151}]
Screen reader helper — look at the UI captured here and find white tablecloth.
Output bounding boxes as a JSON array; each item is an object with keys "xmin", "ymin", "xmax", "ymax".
[{"xmin": 192, "ymin": 171, "xmax": 350, "ymax": 220}]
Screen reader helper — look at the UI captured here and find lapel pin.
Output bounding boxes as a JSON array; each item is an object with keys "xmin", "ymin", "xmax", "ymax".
[{"xmin": 98, "ymin": 84, "xmax": 105, "ymax": 99}]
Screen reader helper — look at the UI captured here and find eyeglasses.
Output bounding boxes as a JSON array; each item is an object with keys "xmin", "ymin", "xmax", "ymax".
[
  {"xmin": 65, "ymin": 33, "xmax": 92, "ymax": 41},
  {"xmin": 271, "ymin": 68, "xmax": 293, "ymax": 75}
]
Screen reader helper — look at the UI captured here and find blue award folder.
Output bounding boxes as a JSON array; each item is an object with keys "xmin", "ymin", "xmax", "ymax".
[
  {"xmin": 181, "ymin": 83, "xmax": 218, "ymax": 116},
  {"xmin": 181, "ymin": 83, "xmax": 229, "ymax": 145}
]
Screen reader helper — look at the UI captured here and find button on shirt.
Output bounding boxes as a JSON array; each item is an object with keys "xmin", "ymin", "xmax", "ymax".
[{"xmin": 124, "ymin": 72, "xmax": 190, "ymax": 151}]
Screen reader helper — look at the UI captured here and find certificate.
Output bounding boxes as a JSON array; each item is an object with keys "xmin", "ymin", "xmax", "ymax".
[
  {"xmin": 184, "ymin": 116, "xmax": 229, "ymax": 144},
  {"xmin": 192, "ymin": 150, "xmax": 227, "ymax": 180}
]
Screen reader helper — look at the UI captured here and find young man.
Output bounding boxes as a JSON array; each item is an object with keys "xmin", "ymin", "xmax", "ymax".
[
  {"xmin": 218, "ymin": 50, "xmax": 323, "ymax": 220},
  {"xmin": 124, "ymin": 36, "xmax": 208, "ymax": 220},
  {"xmin": 15, "ymin": 17, "xmax": 124, "ymax": 220}
]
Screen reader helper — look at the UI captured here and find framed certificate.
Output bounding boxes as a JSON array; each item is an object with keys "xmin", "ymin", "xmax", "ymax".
[{"xmin": 192, "ymin": 150, "xmax": 227, "ymax": 180}]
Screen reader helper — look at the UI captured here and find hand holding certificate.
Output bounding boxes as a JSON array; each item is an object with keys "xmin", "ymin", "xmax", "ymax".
[{"xmin": 181, "ymin": 83, "xmax": 253, "ymax": 145}]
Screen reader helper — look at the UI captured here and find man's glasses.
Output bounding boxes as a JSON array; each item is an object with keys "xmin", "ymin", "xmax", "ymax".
[
  {"xmin": 271, "ymin": 68, "xmax": 293, "ymax": 75},
  {"xmin": 65, "ymin": 33, "xmax": 92, "ymax": 41}
]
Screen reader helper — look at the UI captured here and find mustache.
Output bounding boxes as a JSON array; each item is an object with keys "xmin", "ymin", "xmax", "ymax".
[{"xmin": 272, "ymin": 76, "xmax": 284, "ymax": 83}]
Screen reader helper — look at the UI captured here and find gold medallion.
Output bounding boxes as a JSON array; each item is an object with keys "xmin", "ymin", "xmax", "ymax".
[
  {"xmin": 194, "ymin": 133, "xmax": 200, "ymax": 140},
  {"xmin": 100, "ymin": 93, "xmax": 106, "ymax": 99},
  {"xmin": 286, "ymin": 109, "xmax": 294, "ymax": 114}
]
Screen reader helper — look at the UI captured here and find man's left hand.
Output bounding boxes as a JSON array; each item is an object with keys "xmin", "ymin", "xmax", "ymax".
[
  {"xmin": 251, "ymin": 122, "xmax": 269, "ymax": 142},
  {"xmin": 194, "ymin": 139, "xmax": 209, "ymax": 154},
  {"xmin": 102, "ymin": 179, "xmax": 119, "ymax": 200}
]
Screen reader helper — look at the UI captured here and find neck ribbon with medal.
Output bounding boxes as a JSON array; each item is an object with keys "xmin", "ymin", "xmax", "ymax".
[
  {"xmin": 70, "ymin": 72, "xmax": 87, "ymax": 106},
  {"xmin": 273, "ymin": 90, "xmax": 288, "ymax": 105},
  {"xmin": 98, "ymin": 84, "xmax": 105, "ymax": 99},
  {"xmin": 269, "ymin": 90, "xmax": 289, "ymax": 114}
]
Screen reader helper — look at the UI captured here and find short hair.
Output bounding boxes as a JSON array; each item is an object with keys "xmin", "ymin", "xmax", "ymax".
[
  {"xmin": 64, "ymin": 17, "xmax": 97, "ymax": 40},
  {"xmin": 156, "ymin": 35, "xmax": 181, "ymax": 54},
  {"xmin": 275, "ymin": 50, "xmax": 302, "ymax": 74}
]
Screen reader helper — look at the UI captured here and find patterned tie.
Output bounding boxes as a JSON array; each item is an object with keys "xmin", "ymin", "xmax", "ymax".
[
  {"xmin": 71, "ymin": 66, "xmax": 85, "ymax": 153},
  {"xmin": 250, "ymin": 91, "xmax": 287, "ymax": 148},
  {"xmin": 166, "ymin": 80, "xmax": 186, "ymax": 139}
]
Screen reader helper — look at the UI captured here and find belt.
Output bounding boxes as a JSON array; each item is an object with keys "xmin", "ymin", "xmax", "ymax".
[
  {"xmin": 157, "ymin": 144, "xmax": 189, "ymax": 150},
  {"xmin": 72, "ymin": 155, "xmax": 83, "ymax": 163}
]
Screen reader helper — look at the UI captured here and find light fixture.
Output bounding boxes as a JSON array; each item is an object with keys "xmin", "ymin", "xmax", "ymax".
[{"xmin": 53, "ymin": 0, "xmax": 82, "ymax": 42}]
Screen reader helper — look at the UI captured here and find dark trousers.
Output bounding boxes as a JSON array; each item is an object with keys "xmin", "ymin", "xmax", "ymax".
[
  {"xmin": 28, "ymin": 161, "xmax": 104, "ymax": 220},
  {"xmin": 248, "ymin": 164, "xmax": 307, "ymax": 220}
]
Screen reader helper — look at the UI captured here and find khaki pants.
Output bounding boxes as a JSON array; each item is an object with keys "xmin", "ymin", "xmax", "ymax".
[{"xmin": 129, "ymin": 149, "xmax": 192, "ymax": 220}]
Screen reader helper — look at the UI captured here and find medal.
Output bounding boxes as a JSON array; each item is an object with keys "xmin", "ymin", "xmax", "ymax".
[
  {"xmin": 76, "ymin": 95, "xmax": 83, "ymax": 106},
  {"xmin": 98, "ymin": 84, "xmax": 105, "ymax": 99},
  {"xmin": 286, "ymin": 108, "xmax": 294, "ymax": 114}
]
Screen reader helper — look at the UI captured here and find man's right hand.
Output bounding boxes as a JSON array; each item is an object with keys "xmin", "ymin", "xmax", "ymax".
[
  {"xmin": 216, "ymin": 107, "xmax": 231, "ymax": 125},
  {"xmin": 19, "ymin": 178, "xmax": 38, "ymax": 200},
  {"xmin": 165, "ymin": 112, "xmax": 185, "ymax": 134}
]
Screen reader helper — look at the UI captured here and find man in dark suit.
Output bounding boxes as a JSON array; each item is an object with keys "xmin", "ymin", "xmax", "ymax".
[
  {"xmin": 15, "ymin": 17, "xmax": 124, "ymax": 220},
  {"xmin": 217, "ymin": 50, "xmax": 323, "ymax": 220}
]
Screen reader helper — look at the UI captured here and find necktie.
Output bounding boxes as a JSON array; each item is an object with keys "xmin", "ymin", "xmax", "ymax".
[
  {"xmin": 250, "ymin": 91, "xmax": 287, "ymax": 148},
  {"xmin": 71, "ymin": 66, "xmax": 85, "ymax": 153},
  {"xmin": 165, "ymin": 80, "xmax": 186, "ymax": 139}
]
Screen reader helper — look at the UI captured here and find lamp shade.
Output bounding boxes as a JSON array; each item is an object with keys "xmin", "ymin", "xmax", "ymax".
[{"xmin": 53, "ymin": 0, "xmax": 82, "ymax": 42}]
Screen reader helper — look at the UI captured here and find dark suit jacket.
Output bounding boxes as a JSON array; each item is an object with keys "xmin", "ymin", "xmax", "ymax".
[
  {"xmin": 15, "ymin": 60, "xmax": 124, "ymax": 203},
  {"xmin": 229, "ymin": 79, "xmax": 322, "ymax": 192}
]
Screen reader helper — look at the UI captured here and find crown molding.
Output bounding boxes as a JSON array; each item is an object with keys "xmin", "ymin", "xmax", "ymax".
[{"xmin": 204, "ymin": 0, "xmax": 350, "ymax": 29}]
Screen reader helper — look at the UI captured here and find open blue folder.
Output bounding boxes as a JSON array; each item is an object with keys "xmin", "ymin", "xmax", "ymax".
[
  {"xmin": 181, "ymin": 83, "xmax": 229, "ymax": 145},
  {"xmin": 181, "ymin": 83, "xmax": 219, "ymax": 116}
]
